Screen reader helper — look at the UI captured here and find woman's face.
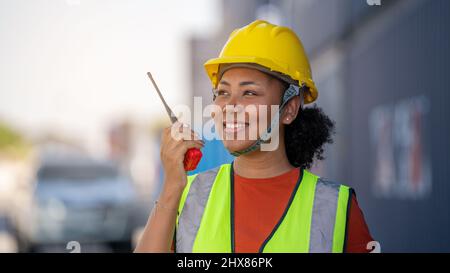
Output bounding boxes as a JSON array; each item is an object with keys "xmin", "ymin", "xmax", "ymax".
[{"xmin": 212, "ymin": 67, "xmax": 288, "ymax": 153}]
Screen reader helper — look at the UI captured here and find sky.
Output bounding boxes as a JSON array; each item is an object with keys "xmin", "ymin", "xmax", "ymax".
[{"xmin": 0, "ymin": 0, "xmax": 220, "ymax": 153}]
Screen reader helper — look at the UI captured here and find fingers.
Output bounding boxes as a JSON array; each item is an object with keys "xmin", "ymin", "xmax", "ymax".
[
  {"xmin": 182, "ymin": 140, "xmax": 204, "ymax": 151},
  {"xmin": 169, "ymin": 122, "xmax": 203, "ymax": 142},
  {"xmin": 161, "ymin": 122, "xmax": 204, "ymax": 156},
  {"xmin": 169, "ymin": 138, "xmax": 204, "ymax": 161},
  {"xmin": 160, "ymin": 138, "xmax": 203, "ymax": 162},
  {"xmin": 175, "ymin": 129, "xmax": 202, "ymax": 142}
]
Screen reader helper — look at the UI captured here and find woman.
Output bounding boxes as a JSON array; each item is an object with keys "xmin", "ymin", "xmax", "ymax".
[{"xmin": 135, "ymin": 20, "xmax": 373, "ymax": 253}]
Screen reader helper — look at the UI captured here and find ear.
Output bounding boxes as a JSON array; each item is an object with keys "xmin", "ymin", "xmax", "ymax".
[{"xmin": 281, "ymin": 96, "xmax": 301, "ymax": 125}]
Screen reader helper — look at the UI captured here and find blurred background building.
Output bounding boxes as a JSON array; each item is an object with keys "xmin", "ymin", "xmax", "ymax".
[{"xmin": 0, "ymin": 0, "xmax": 449, "ymax": 252}]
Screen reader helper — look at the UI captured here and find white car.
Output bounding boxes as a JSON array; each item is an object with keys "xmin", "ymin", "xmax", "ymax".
[{"xmin": 20, "ymin": 158, "xmax": 138, "ymax": 252}]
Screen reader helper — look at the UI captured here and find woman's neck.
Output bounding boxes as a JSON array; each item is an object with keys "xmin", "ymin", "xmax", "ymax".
[{"xmin": 233, "ymin": 144, "xmax": 294, "ymax": 179}]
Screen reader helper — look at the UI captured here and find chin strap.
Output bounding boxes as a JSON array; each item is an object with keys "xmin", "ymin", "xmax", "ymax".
[{"xmin": 230, "ymin": 84, "xmax": 305, "ymax": 157}]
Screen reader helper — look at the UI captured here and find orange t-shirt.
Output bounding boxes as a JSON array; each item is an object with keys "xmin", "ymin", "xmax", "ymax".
[{"xmin": 234, "ymin": 167, "xmax": 374, "ymax": 253}]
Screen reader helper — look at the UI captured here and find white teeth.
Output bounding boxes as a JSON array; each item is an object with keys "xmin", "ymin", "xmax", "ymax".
[{"xmin": 225, "ymin": 123, "xmax": 246, "ymax": 129}]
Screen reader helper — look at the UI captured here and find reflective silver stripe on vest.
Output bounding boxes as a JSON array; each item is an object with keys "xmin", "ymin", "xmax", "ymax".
[
  {"xmin": 309, "ymin": 178, "xmax": 342, "ymax": 253},
  {"xmin": 176, "ymin": 166, "xmax": 220, "ymax": 253}
]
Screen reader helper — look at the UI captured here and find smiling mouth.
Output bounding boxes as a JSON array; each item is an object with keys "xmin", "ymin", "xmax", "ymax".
[{"xmin": 223, "ymin": 122, "xmax": 249, "ymax": 134}]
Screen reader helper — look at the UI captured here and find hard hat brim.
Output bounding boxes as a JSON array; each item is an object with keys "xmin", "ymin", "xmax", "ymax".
[{"xmin": 204, "ymin": 56, "xmax": 318, "ymax": 104}]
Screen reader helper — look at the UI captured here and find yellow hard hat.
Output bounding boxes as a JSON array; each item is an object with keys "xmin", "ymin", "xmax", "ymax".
[{"xmin": 204, "ymin": 20, "xmax": 318, "ymax": 104}]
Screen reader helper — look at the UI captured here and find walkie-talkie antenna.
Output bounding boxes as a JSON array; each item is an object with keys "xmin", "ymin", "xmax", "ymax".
[
  {"xmin": 146, "ymin": 71, "xmax": 203, "ymax": 171},
  {"xmin": 146, "ymin": 72, "xmax": 178, "ymax": 124}
]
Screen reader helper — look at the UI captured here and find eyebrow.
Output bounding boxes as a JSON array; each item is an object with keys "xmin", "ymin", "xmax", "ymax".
[{"xmin": 219, "ymin": 80, "xmax": 260, "ymax": 86}]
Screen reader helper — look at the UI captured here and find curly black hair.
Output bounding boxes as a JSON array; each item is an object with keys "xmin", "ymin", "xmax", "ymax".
[{"xmin": 284, "ymin": 103, "xmax": 335, "ymax": 170}]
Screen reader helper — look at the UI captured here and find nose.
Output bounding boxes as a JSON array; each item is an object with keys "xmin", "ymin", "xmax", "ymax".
[
  {"xmin": 226, "ymin": 93, "xmax": 239, "ymax": 106},
  {"xmin": 216, "ymin": 92, "xmax": 240, "ymax": 112}
]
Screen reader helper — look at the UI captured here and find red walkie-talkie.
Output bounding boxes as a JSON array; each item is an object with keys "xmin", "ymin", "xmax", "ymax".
[{"xmin": 147, "ymin": 72, "xmax": 202, "ymax": 171}]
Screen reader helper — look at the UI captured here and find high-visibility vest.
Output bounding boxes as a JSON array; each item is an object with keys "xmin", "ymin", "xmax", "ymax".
[{"xmin": 175, "ymin": 163, "xmax": 352, "ymax": 253}]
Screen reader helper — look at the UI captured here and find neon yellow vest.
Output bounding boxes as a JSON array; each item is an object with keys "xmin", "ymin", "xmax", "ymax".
[{"xmin": 175, "ymin": 163, "xmax": 351, "ymax": 253}]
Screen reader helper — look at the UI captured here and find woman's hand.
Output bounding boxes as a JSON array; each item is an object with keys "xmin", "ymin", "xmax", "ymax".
[
  {"xmin": 134, "ymin": 122, "xmax": 203, "ymax": 253},
  {"xmin": 160, "ymin": 122, "xmax": 204, "ymax": 195}
]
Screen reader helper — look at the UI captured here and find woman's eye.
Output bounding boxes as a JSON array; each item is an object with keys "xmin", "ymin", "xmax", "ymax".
[
  {"xmin": 244, "ymin": 90, "xmax": 257, "ymax": 96},
  {"xmin": 216, "ymin": 89, "xmax": 229, "ymax": 96}
]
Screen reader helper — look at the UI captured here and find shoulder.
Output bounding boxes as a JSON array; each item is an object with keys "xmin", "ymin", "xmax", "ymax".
[
  {"xmin": 317, "ymin": 177, "xmax": 352, "ymax": 191},
  {"xmin": 187, "ymin": 163, "xmax": 231, "ymax": 184},
  {"xmin": 303, "ymin": 170, "xmax": 355, "ymax": 196}
]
